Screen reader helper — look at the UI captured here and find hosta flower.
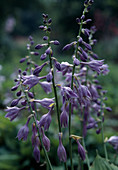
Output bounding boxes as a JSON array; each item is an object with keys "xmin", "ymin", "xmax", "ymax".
[
  {"xmin": 34, "ymin": 98, "xmax": 54, "ymax": 109},
  {"xmin": 60, "ymin": 108, "xmax": 68, "ymax": 128},
  {"xmin": 88, "ymin": 84, "xmax": 99, "ymax": 100},
  {"xmin": 60, "ymin": 62, "xmax": 73, "ymax": 75},
  {"xmin": 62, "ymin": 42, "xmax": 74, "ymax": 51},
  {"xmin": 41, "ymin": 128, "xmax": 50, "ymax": 152},
  {"xmin": 38, "ymin": 107, "xmax": 53, "ymax": 131},
  {"xmin": 57, "ymin": 133, "xmax": 67, "ymax": 162},
  {"xmin": 107, "ymin": 136, "xmax": 118, "ymax": 150},
  {"xmin": 81, "ymin": 59, "xmax": 104, "ymax": 74},
  {"xmin": 23, "ymin": 75, "xmax": 40, "ymax": 90},
  {"xmin": 17, "ymin": 117, "xmax": 30, "ymax": 141},
  {"xmin": 31, "ymin": 123, "xmax": 40, "ymax": 147},
  {"xmin": 75, "ymin": 82, "xmax": 91, "ymax": 106},
  {"xmin": 33, "ymin": 62, "xmax": 47, "ymax": 75},
  {"xmin": 76, "ymin": 140, "xmax": 86, "ymax": 160},
  {"xmin": 39, "ymin": 81, "xmax": 52, "ymax": 94},
  {"xmin": 33, "ymin": 146, "xmax": 40, "ymax": 163},
  {"xmin": 100, "ymin": 64, "xmax": 109, "ymax": 75},
  {"xmin": 5, "ymin": 106, "xmax": 25, "ymax": 121},
  {"xmin": 46, "ymin": 71, "xmax": 53, "ymax": 82},
  {"xmin": 61, "ymin": 86, "xmax": 78, "ymax": 99}
]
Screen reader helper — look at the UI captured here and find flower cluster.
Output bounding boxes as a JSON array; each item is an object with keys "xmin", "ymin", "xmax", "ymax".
[{"xmin": 5, "ymin": 0, "xmax": 114, "ymax": 169}]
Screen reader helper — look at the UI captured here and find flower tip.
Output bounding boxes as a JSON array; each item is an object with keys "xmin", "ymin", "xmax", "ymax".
[{"xmin": 70, "ymin": 135, "xmax": 82, "ymax": 140}]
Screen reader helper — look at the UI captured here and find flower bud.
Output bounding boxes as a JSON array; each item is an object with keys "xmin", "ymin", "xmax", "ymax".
[
  {"xmin": 19, "ymin": 58, "xmax": 26, "ymax": 63},
  {"xmin": 73, "ymin": 58, "xmax": 80, "ymax": 66},
  {"xmin": 28, "ymin": 92, "xmax": 34, "ymax": 98},
  {"xmin": 48, "ymin": 18, "xmax": 52, "ymax": 24},
  {"xmin": 43, "ymin": 36, "xmax": 48, "ymax": 41},
  {"xmin": 54, "ymin": 40, "xmax": 60, "ymax": 45},
  {"xmin": 40, "ymin": 53, "xmax": 47, "ymax": 60},
  {"xmin": 35, "ymin": 44, "xmax": 43, "ymax": 50}
]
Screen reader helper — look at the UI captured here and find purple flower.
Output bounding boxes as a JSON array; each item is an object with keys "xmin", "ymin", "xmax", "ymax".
[
  {"xmin": 57, "ymin": 133, "xmax": 67, "ymax": 162},
  {"xmin": 105, "ymin": 107, "xmax": 112, "ymax": 112},
  {"xmin": 75, "ymin": 82, "xmax": 91, "ymax": 106},
  {"xmin": 39, "ymin": 81, "xmax": 52, "ymax": 94},
  {"xmin": 32, "ymin": 123, "xmax": 39, "ymax": 145},
  {"xmin": 81, "ymin": 59, "xmax": 104, "ymax": 74},
  {"xmin": 54, "ymin": 60, "xmax": 61, "ymax": 71},
  {"xmin": 60, "ymin": 62, "xmax": 73, "ymax": 75},
  {"xmin": 82, "ymin": 41, "xmax": 92, "ymax": 50},
  {"xmin": 41, "ymin": 128, "xmax": 50, "ymax": 152},
  {"xmin": 5, "ymin": 106, "xmax": 25, "ymax": 121},
  {"xmin": 80, "ymin": 47, "xmax": 89, "ymax": 59},
  {"xmin": 40, "ymin": 53, "xmax": 47, "ymax": 60},
  {"xmin": 28, "ymin": 92, "xmax": 34, "ymax": 98},
  {"xmin": 10, "ymin": 98, "xmax": 21, "ymax": 107},
  {"xmin": 38, "ymin": 107, "xmax": 53, "ymax": 131},
  {"xmin": 19, "ymin": 58, "xmax": 26, "ymax": 63},
  {"xmin": 107, "ymin": 136, "xmax": 118, "ymax": 150},
  {"xmin": 11, "ymin": 84, "xmax": 19, "ymax": 91},
  {"xmin": 60, "ymin": 108, "xmax": 68, "ymax": 128},
  {"xmin": 100, "ymin": 64, "xmax": 109, "ymax": 75},
  {"xmin": 35, "ymin": 44, "xmax": 44, "ymax": 50},
  {"xmin": 54, "ymin": 40, "xmax": 60, "ymax": 45},
  {"xmin": 82, "ymin": 28, "xmax": 90, "ymax": 36},
  {"xmin": 34, "ymin": 98, "xmax": 54, "ymax": 109},
  {"xmin": 23, "ymin": 75, "xmax": 40, "ymax": 90},
  {"xmin": 61, "ymin": 86, "xmax": 78, "ymax": 99},
  {"xmin": 88, "ymin": 84, "xmax": 99, "ymax": 100},
  {"xmin": 46, "ymin": 71, "xmax": 53, "ymax": 82},
  {"xmin": 33, "ymin": 146, "xmax": 40, "ymax": 163},
  {"xmin": 45, "ymin": 47, "xmax": 53, "ymax": 56},
  {"xmin": 62, "ymin": 42, "xmax": 74, "ymax": 51},
  {"xmin": 76, "ymin": 140, "xmax": 86, "ymax": 160},
  {"xmin": 33, "ymin": 62, "xmax": 47, "ymax": 75},
  {"xmin": 73, "ymin": 57, "xmax": 80, "ymax": 66},
  {"xmin": 17, "ymin": 118, "xmax": 30, "ymax": 141},
  {"xmin": 31, "ymin": 123, "xmax": 40, "ymax": 147}
]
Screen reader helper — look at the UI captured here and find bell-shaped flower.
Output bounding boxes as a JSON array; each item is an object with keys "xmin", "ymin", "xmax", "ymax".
[
  {"xmin": 61, "ymin": 86, "xmax": 78, "ymax": 100},
  {"xmin": 57, "ymin": 133, "xmax": 67, "ymax": 162},
  {"xmin": 31, "ymin": 123, "xmax": 40, "ymax": 147},
  {"xmin": 60, "ymin": 62, "xmax": 73, "ymax": 75},
  {"xmin": 107, "ymin": 136, "xmax": 118, "ymax": 150},
  {"xmin": 33, "ymin": 146, "xmax": 40, "ymax": 163},
  {"xmin": 39, "ymin": 81, "xmax": 52, "ymax": 94},
  {"xmin": 34, "ymin": 98, "xmax": 54, "ymax": 109},
  {"xmin": 88, "ymin": 84, "xmax": 99, "ymax": 100},
  {"xmin": 60, "ymin": 107, "xmax": 68, "ymax": 128},
  {"xmin": 5, "ymin": 106, "xmax": 25, "ymax": 121},
  {"xmin": 76, "ymin": 140, "xmax": 86, "ymax": 160},
  {"xmin": 75, "ymin": 82, "xmax": 91, "ymax": 106},
  {"xmin": 100, "ymin": 64, "xmax": 109, "ymax": 75},
  {"xmin": 41, "ymin": 128, "xmax": 50, "ymax": 152},
  {"xmin": 81, "ymin": 59, "xmax": 104, "ymax": 74},
  {"xmin": 23, "ymin": 75, "xmax": 40, "ymax": 90},
  {"xmin": 46, "ymin": 71, "xmax": 53, "ymax": 82},
  {"xmin": 16, "ymin": 117, "xmax": 30, "ymax": 141},
  {"xmin": 38, "ymin": 107, "xmax": 53, "ymax": 131}
]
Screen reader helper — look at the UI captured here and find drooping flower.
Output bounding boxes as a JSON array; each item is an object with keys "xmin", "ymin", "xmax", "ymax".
[
  {"xmin": 39, "ymin": 81, "xmax": 52, "ymax": 94},
  {"xmin": 60, "ymin": 62, "xmax": 73, "ymax": 75},
  {"xmin": 107, "ymin": 136, "xmax": 118, "ymax": 150},
  {"xmin": 76, "ymin": 140, "xmax": 86, "ymax": 160},
  {"xmin": 23, "ymin": 75, "xmax": 40, "ymax": 90},
  {"xmin": 41, "ymin": 128, "xmax": 50, "ymax": 152},
  {"xmin": 34, "ymin": 98, "xmax": 54, "ymax": 109},
  {"xmin": 57, "ymin": 133, "xmax": 67, "ymax": 162},
  {"xmin": 17, "ymin": 117, "xmax": 30, "ymax": 141},
  {"xmin": 61, "ymin": 86, "xmax": 78, "ymax": 99},
  {"xmin": 33, "ymin": 62, "xmax": 47, "ymax": 75},
  {"xmin": 38, "ymin": 107, "xmax": 53, "ymax": 131},
  {"xmin": 81, "ymin": 59, "xmax": 104, "ymax": 74},
  {"xmin": 5, "ymin": 106, "xmax": 25, "ymax": 121},
  {"xmin": 33, "ymin": 146, "xmax": 40, "ymax": 163},
  {"xmin": 31, "ymin": 123, "xmax": 40, "ymax": 147},
  {"xmin": 60, "ymin": 107, "xmax": 68, "ymax": 128}
]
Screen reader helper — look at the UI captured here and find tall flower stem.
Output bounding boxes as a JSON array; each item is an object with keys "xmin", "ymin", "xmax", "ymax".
[
  {"xmin": 47, "ymin": 33, "xmax": 68, "ymax": 169},
  {"xmin": 48, "ymin": 53, "xmax": 61, "ymax": 132},
  {"xmin": 68, "ymin": 6, "xmax": 88, "ymax": 170},
  {"xmin": 100, "ymin": 97, "xmax": 108, "ymax": 160},
  {"xmin": 101, "ymin": 121, "xmax": 108, "ymax": 160},
  {"xmin": 22, "ymin": 87, "xmax": 53, "ymax": 170}
]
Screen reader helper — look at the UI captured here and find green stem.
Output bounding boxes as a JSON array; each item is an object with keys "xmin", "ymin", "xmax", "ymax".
[
  {"xmin": 68, "ymin": 6, "xmax": 88, "ymax": 169},
  {"xmin": 22, "ymin": 87, "xmax": 53, "ymax": 170},
  {"xmin": 49, "ymin": 54, "xmax": 61, "ymax": 132},
  {"xmin": 101, "ymin": 121, "xmax": 108, "ymax": 160}
]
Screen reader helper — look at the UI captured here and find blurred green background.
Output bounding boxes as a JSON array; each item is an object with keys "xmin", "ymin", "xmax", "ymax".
[{"xmin": 0, "ymin": 0, "xmax": 118, "ymax": 169}]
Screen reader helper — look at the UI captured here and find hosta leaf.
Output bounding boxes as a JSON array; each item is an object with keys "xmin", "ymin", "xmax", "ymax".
[{"xmin": 90, "ymin": 154, "xmax": 118, "ymax": 170}]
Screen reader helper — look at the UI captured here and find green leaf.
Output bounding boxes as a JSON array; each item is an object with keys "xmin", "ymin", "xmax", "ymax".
[{"xmin": 90, "ymin": 154, "xmax": 118, "ymax": 170}]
